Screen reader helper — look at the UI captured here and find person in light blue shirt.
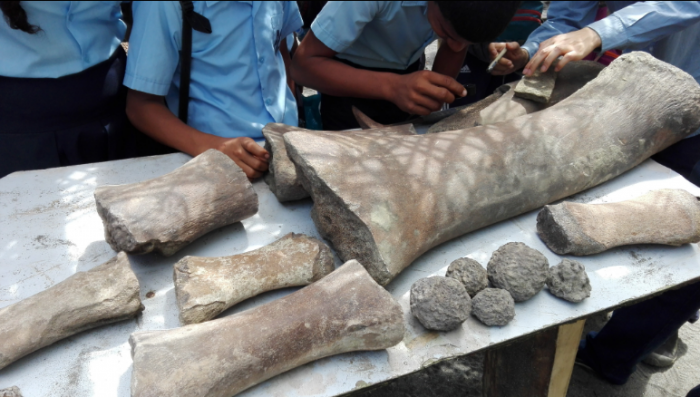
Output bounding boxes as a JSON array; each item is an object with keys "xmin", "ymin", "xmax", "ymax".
[
  {"xmin": 291, "ymin": 1, "xmax": 521, "ymax": 130},
  {"xmin": 125, "ymin": 1, "xmax": 302, "ymax": 179},
  {"xmin": 488, "ymin": 1, "xmax": 700, "ymax": 387},
  {"xmin": 0, "ymin": 1, "xmax": 140, "ymax": 178}
]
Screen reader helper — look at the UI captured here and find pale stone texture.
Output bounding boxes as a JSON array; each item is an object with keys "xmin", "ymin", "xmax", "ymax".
[
  {"xmin": 0, "ymin": 387, "xmax": 22, "ymax": 397},
  {"xmin": 95, "ymin": 149, "xmax": 258, "ymax": 256},
  {"xmin": 410, "ymin": 277, "xmax": 472, "ymax": 332},
  {"xmin": 547, "ymin": 259, "xmax": 591, "ymax": 303},
  {"xmin": 445, "ymin": 257, "xmax": 488, "ymax": 297},
  {"xmin": 538, "ymin": 189, "xmax": 700, "ymax": 255},
  {"xmin": 487, "ymin": 242, "xmax": 549, "ymax": 302},
  {"xmin": 263, "ymin": 123, "xmax": 416, "ymax": 202},
  {"xmin": 174, "ymin": 232, "xmax": 334, "ymax": 324},
  {"xmin": 284, "ymin": 53, "xmax": 700, "ymax": 286},
  {"xmin": 514, "ymin": 64, "xmax": 557, "ymax": 103},
  {"xmin": 471, "ymin": 288, "xmax": 515, "ymax": 326},
  {"xmin": 0, "ymin": 253, "xmax": 142, "ymax": 370},
  {"xmin": 429, "ymin": 61, "xmax": 603, "ymax": 133},
  {"xmin": 130, "ymin": 260, "xmax": 405, "ymax": 397}
]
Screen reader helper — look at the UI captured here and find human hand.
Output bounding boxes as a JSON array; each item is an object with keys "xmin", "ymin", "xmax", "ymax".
[
  {"xmin": 523, "ymin": 28, "xmax": 602, "ymax": 76},
  {"xmin": 488, "ymin": 42, "xmax": 529, "ymax": 75},
  {"xmin": 216, "ymin": 137, "xmax": 269, "ymax": 179},
  {"xmin": 388, "ymin": 71, "xmax": 467, "ymax": 115}
]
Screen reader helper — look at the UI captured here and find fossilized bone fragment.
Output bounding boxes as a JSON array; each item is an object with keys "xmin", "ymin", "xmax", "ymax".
[
  {"xmin": 410, "ymin": 276, "xmax": 471, "ymax": 331},
  {"xmin": 428, "ymin": 61, "xmax": 604, "ymax": 133},
  {"xmin": 488, "ymin": 242, "xmax": 549, "ymax": 302},
  {"xmin": 174, "ymin": 232, "xmax": 334, "ymax": 324},
  {"xmin": 0, "ymin": 252, "xmax": 142, "ymax": 371},
  {"xmin": 284, "ymin": 52, "xmax": 700, "ymax": 285},
  {"xmin": 262, "ymin": 123, "xmax": 416, "ymax": 202},
  {"xmin": 95, "ymin": 149, "xmax": 258, "ymax": 256},
  {"xmin": 445, "ymin": 257, "xmax": 488, "ymax": 297},
  {"xmin": 514, "ymin": 64, "xmax": 557, "ymax": 103},
  {"xmin": 537, "ymin": 189, "xmax": 700, "ymax": 255},
  {"xmin": 130, "ymin": 260, "xmax": 405, "ymax": 397},
  {"xmin": 546, "ymin": 259, "xmax": 591, "ymax": 302},
  {"xmin": 471, "ymin": 288, "xmax": 515, "ymax": 327}
]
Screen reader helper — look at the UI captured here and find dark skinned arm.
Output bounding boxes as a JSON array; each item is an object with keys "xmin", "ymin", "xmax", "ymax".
[
  {"xmin": 290, "ymin": 30, "xmax": 466, "ymax": 116},
  {"xmin": 431, "ymin": 39, "xmax": 468, "ymax": 79},
  {"xmin": 125, "ymin": 90, "xmax": 269, "ymax": 179}
]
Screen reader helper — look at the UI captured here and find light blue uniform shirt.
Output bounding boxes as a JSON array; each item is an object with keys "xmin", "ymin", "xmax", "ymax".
[
  {"xmin": 522, "ymin": 1, "xmax": 700, "ymax": 136},
  {"xmin": 311, "ymin": 1, "xmax": 437, "ymax": 70},
  {"xmin": 124, "ymin": 1, "xmax": 302, "ymax": 139},
  {"xmin": 0, "ymin": 1, "xmax": 125, "ymax": 78}
]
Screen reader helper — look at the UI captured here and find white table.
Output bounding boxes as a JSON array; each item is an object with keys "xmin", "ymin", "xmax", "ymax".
[{"xmin": 1, "ymin": 154, "xmax": 699, "ymax": 397}]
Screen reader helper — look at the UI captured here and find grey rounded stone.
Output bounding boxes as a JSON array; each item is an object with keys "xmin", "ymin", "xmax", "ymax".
[
  {"xmin": 546, "ymin": 259, "xmax": 591, "ymax": 302},
  {"xmin": 487, "ymin": 242, "xmax": 549, "ymax": 302},
  {"xmin": 410, "ymin": 276, "xmax": 472, "ymax": 332},
  {"xmin": 471, "ymin": 288, "xmax": 515, "ymax": 326},
  {"xmin": 445, "ymin": 257, "xmax": 488, "ymax": 297}
]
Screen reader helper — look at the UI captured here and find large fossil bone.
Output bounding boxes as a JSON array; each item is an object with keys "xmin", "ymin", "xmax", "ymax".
[
  {"xmin": 284, "ymin": 52, "xmax": 700, "ymax": 285},
  {"xmin": 0, "ymin": 252, "xmax": 142, "ymax": 370},
  {"xmin": 428, "ymin": 60, "xmax": 604, "ymax": 133},
  {"xmin": 263, "ymin": 123, "xmax": 416, "ymax": 202},
  {"xmin": 537, "ymin": 189, "xmax": 700, "ymax": 255},
  {"xmin": 130, "ymin": 260, "xmax": 405, "ymax": 397},
  {"xmin": 95, "ymin": 149, "xmax": 258, "ymax": 256},
  {"xmin": 174, "ymin": 232, "xmax": 335, "ymax": 324}
]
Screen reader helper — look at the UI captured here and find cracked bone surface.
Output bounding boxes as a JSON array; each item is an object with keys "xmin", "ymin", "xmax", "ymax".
[
  {"xmin": 262, "ymin": 123, "xmax": 416, "ymax": 202},
  {"xmin": 0, "ymin": 252, "xmax": 142, "ymax": 371},
  {"xmin": 174, "ymin": 232, "xmax": 335, "ymax": 324},
  {"xmin": 284, "ymin": 52, "xmax": 700, "ymax": 285},
  {"xmin": 537, "ymin": 189, "xmax": 700, "ymax": 255},
  {"xmin": 428, "ymin": 60, "xmax": 604, "ymax": 133},
  {"xmin": 95, "ymin": 149, "xmax": 258, "ymax": 256},
  {"xmin": 130, "ymin": 260, "xmax": 405, "ymax": 397}
]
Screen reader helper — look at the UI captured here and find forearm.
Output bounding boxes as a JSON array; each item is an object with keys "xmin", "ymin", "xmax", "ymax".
[
  {"xmin": 291, "ymin": 53, "xmax": 396, "ymax": 101},
  {"xmin": 431, "ymin": 41, "xmax": 467, "ymax": 79},
  {"xmin": 126, "ymin": 90, "xmax": 225, "ymax": 157}
]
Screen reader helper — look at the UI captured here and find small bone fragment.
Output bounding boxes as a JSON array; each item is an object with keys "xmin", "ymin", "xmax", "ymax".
[
  {"xmin": 262, "ymin": 123, "xmax": 416, "ymax": 202},
  {"xmin": 537, "ymin": 189, "xmax": 700, "ymax": 255},
  {"xmin": 130, "ymin": 260, "xmax": 404, "ymax": 397},
  {"xmin": 410, "ymin": 276, "xmax": 471, "ymax": 331},
  {"xmin": 352, "ymin": 106, "xmax": 386, "ymax": 129},
  {"xmin": 445, "ymin": 257, "xmax": 488, "ymax": 297},
  {"xmin": 546, "ymin": 259, "xmax": 591, "ymax": 302},
  {"xmin": 487, "ymin": 242, "xmax": 549, "ymax": 302},
  {"xmin": 429, "ymin": 61, "xmax": 603, "ymax": 133},
  {"xmin": 284, "ymin": 52, "xmax": 700, "ymax": 285},
  {"xmin": 174, "ymin": 232, "xmax": 334, "ymax": 324},
  {"xmin": 0, "ymin": 387, "xmax": 22, "ymax": 397},
  {"xmin": 95, "ymin": 149, "xmax": 258, "ymax": 256},
  {"xmin": 472, "ymin": 288, "xmax": 515, "ymax": 326},
  {"xmin": 0, "ymin": 253, "xmax": 142, "ymax": 371},
  {"xmin": 514, "ymin": 62, "xmax": 557, "ymax": 103}
]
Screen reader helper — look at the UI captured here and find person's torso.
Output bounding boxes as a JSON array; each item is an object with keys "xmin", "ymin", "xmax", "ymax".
[
  {"xmin": 0, "ymin": 1, "xmax": 125, "ymax": 78},
  {"xmin": 166, "ymin": 1, "xmax": 298, "ymax": 138},
  {"xmin": 330, "ymin": 1, "xmax": 436, "ymax": 70}
]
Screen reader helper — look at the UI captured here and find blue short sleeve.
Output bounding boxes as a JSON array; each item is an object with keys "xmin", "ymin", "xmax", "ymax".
[
  {"xmin": 281, "ymin": 1, "xmax": 303, "ymax": 39},
  {"xmin": 124, "ymin": 1, "xmax": 182, "ymax": 96},
  {"xmin": 311, "ymin": 1, "xmax": 382, "ymax": 53}
]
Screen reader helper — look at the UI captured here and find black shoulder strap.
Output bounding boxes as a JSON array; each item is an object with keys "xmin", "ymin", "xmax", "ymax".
[{"xmin": 178, "ymin": 1, "xmax": 212, "ymax": 124}]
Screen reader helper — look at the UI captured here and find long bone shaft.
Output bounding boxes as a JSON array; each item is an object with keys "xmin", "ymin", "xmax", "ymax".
[
  {"xmin": 284, "ymin": 52, "xmax": 700, "ymax": 285},
  {"xmin": 174, "ymin": 232, "xmax": 334, "ymax": 324},
  {"xmin": 95, "ymin": 149, "xmax": 258, "ymax": 256},
  {"xmin": 537, "ymin": 189, "xmax": 700, "ymax": 255},
  {"xmin": 0, "ymin": 252, "xmax": 143, "ymax": 370},
  {"xmin": 130, "ymin": 260, "xmax": 405, "ymax": 397}
]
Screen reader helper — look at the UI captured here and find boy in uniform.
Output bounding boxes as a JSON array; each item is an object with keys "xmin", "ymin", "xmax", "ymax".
[
  {"xmin": 291, "ymin": 1, "xmax": 520, "ymax": 130},
  {"xmin": 125, "ymin": 1, "xmax": 302, "ymax": 179}
]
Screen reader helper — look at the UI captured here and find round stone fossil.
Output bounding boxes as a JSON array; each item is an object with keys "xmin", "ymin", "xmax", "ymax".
[
  {"xmin": 487, "ymin": 242, "xmax": 549, "ymax": 302},
  {"xmin": 445, "ymin": 257, "xmax": 488, "ymax": 297},
  {"xmin": 546, "ymin": 259, "xmax": 592, "ymax": 302},
  {"xmin": 410, "ymin": 276, "xmax": 472, "ymax": 332},
  {"xmin": 471, "ymin": 288, "xmax": 515, "ymax": 326}
]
